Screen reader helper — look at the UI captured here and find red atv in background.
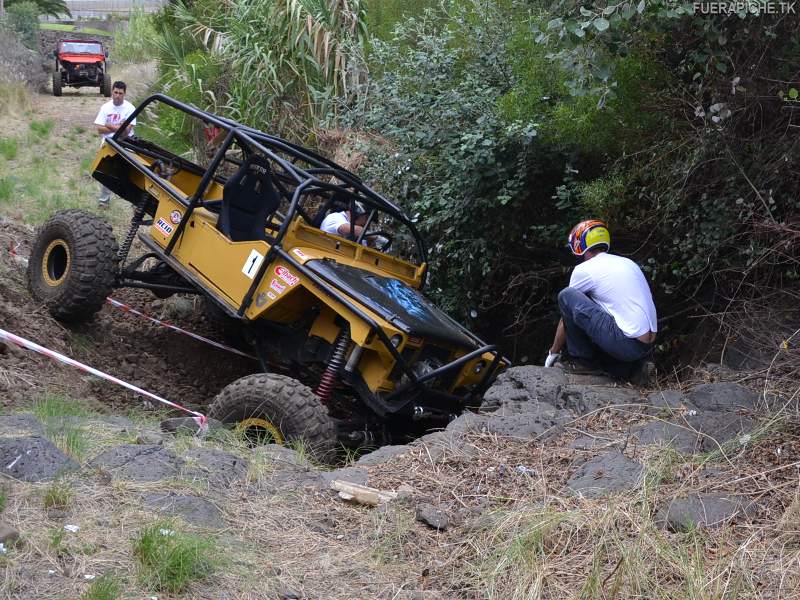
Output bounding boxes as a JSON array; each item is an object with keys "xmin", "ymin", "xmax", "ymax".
[{"xmin": 52, "ymin": 39, "xmax": 111, "ymax": 97}]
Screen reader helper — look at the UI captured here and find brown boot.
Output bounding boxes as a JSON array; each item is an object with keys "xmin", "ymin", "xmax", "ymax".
[
  {"xmin": 554, "ymin": 357, "xmax": 606, "ymax": 376},
  {"xmin": 630, "ymin": 360, "xmax": 656, "ymax": 386}
]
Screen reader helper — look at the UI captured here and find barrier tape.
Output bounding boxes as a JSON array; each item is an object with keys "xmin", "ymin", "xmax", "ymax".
[
  {"xmin": 2, "ymin": 244, "xmax": 255, "ymax": 361},
  {"xmin": 0, "ymin": 327, "xmax": 207, "ymax": 430},
  {"xmin": 7, "ymin": 241, "xmax": 27, "ymax": 267},
  {"xmin": 105, "ymin": 298, "xmax": 257, "ymax": 361}
]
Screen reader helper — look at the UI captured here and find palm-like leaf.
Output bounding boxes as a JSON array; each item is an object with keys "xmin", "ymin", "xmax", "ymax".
[{"xmin": 166, "ymin": 0, "xmax": 367, "ymax": 134}]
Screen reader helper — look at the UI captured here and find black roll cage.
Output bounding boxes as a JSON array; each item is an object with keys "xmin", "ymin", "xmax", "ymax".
[{"xmin": 108, "ymin": 94, "xmax": 507, "ymax": 411}]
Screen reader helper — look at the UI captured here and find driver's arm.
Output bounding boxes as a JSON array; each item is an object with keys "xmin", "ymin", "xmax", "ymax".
[{"xmin": 336, "ymin": 223, "xmax": 365, "ymax": 238}]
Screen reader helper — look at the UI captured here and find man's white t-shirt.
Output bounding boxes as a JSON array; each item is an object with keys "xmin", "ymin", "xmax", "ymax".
[
  {"xmin": 320, "ymin": 211, "xmax": 349, "ymax": 235},
  {"xmin": 94, "ymin": 99, "xmax": 136, "ymax": 140},
  {"xmin": 569, "ymin": 252, "xmax": 657, "ymax": 338}
]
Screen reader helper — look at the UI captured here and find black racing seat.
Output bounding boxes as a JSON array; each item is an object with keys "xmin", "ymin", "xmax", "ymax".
[{"xmin": 217, "ymin": 154, "xmax": 280, "ymax": 242}]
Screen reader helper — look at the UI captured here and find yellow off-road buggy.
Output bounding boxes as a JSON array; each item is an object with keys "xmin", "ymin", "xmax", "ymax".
[{"xmin": 27, "ymin": 95, "xmax": 507, "ymax": 458}]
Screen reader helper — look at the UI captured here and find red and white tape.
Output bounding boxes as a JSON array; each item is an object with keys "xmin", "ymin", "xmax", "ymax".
[
  {"xmin": 3, "ymin": 244, "xmax": 255, "ymax": 361},
  {"xmin": 0, "ymin": 327, "xmax": 207, "ymax": 430},
  {"xmin": 106, "ymin": 298, "xmax": 256, "ymax": 360}
]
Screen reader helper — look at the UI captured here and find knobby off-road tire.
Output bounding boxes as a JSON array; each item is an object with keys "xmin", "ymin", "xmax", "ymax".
[
  {"xmin": 209, "ymin": 373, "xmax": 337, "ymax": 462},
  {"xmin": 27, "ymin": 210, "xmax": 118, "ymax": 323},
  {"xmin": 101, "ymin": 73, "xmax": 111, "ymax": 97},
  {"xmin": 52, "ymin": 72, "xmax": 62, "ymax": 97}
]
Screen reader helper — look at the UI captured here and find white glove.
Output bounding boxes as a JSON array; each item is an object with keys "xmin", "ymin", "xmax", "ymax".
[
  {"xmin": 544, "ymin": 352, "xmax": 560, "ymax": 368},
  {"xmin": 373, "ymin": 235, "xmax": 390, "ymax": 248}
]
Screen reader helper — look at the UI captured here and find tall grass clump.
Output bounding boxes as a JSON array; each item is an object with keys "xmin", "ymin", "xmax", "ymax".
[
  {"xmin": 0, "ymin": 81, "xmax": 30, "ymax": 117},
  {"xmin": 0, "ymin": 178, "xmax": 13, "ymax": 203},
  {"xmin": 133, "ymin": 520, "xmax": 217, "ymax": 593},
  {"xmin": 142, "ymin": 0, "xmax": 368, "ymax": 146},
  {"xmin": 33, "ymin": 393, "xmax": 91, "ymax": 460},
  {"xmin": 29, "ymin": 119, "xmax": 55, "ymax": 139},
  {"xmin": 42, "ymin": 478, "xmax": 74, "ymax": 510},
  {"xmin": 114, "ymin": 7, "xmax": 159, "ymax": 63},
  {"xmin": 0, "ymin": 138, "xmax": 18, "ymax": 160},
  {"xmin": 80, "ymin": 572, "xmax": 122, "ymax": 600}
]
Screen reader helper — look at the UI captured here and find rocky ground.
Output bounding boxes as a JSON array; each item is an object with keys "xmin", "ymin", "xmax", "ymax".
[{"xmin": 1, "ymin": 328, "xmax": 799, "ymax": 598}]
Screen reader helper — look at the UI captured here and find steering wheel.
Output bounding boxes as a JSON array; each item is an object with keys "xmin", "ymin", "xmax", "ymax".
[
  {"xmin": 151, "ymin": 158, "xmax": 177, "ymax": 181},
  {"xmin": 366, "ymin": 230, "xmax": 393, "ymax": 252}
]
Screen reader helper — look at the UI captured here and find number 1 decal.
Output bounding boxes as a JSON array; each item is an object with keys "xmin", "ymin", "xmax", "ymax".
[{"xmin": 242, "ymin": 249, "xmax": 265, "ymax": 279}]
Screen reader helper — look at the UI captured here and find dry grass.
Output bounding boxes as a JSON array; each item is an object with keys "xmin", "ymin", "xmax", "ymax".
[
  {"xmin": 355, "ymin": 391, "xmax": 800, "ymax": 599},
  {"xmin": 0, "ymin": 389, "xmax": 799, "ymax": 598},
  {"xmin": 0, "ymin": 81, "xmax": 32, "ymax": 118}
]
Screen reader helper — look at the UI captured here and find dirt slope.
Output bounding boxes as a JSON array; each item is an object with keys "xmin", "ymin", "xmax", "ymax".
[{"xmin": 0, "ymin": 63, "xmax": 255, "ymax": 417}]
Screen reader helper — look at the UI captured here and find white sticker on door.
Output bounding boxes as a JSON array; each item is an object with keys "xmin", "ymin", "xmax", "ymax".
[{"xmin": 242, "ymin": 249, "xmax": 265, "ymax": 279}]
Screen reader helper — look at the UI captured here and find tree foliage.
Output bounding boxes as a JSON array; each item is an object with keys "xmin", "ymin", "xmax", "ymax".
[
  {"xmin": 4, "ymin": 1, "xmax": 40, "ymax": 50},
  {"xmin": 138, "ymin": 0, "xmax": 800, "ymax": 362},
  {"xmin": 6, "ymin": 0, "xmax": 70, "ymax": 19},
  {"xmin": 343, "ymin": 0, "xmax": 800, "ymax": 360}
]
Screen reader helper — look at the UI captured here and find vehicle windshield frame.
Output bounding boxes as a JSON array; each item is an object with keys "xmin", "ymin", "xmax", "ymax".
[{"xmin": 59, "ymin": 42, "xmax": 104, "ymax": 55}]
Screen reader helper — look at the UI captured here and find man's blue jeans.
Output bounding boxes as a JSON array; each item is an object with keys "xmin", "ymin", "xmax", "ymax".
[{"xmin": 558, "ymin": 287, "xmax": 651, "ymax": 378}]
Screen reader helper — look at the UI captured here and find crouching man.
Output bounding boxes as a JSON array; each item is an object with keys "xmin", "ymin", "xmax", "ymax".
[{"xmin": 545, "ymin": 220, "xmax": 657, "ymax": 384}]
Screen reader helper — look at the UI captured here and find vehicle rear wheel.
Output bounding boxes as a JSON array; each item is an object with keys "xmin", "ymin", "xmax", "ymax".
[
  {"xmin": 27, "ymin": 210, "xmax": 119, "ymax": 323},
  {"xmin": 52, "ymin": 72, "xmax": 62, "ymax": 97},
  {"xmin": 209, "ymin": 373, "xmax": 337, "ymax": 462},
  {"xmin": 101, "ymin": 73, "xmax": 111, "ymax": 97}
]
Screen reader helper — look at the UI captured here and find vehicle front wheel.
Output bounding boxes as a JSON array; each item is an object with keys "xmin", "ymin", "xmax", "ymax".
[
  {"xmin": 52, "ymin": 72, "xmax": 62, "ymax": 97},
  {"xmin": 101, "ymin": 73, "xmax": 111, "ymax": 97},
  {"xmin": 209, "ymin": 373, "xmax": 337, "ymax": 462},
  {"xmin": 27, "ymin": 210, "xmax": 118, "ymax": 322}
]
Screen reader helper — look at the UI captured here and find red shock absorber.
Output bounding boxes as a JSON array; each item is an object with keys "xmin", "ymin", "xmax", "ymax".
[{"xmin": 315, "ymin": 328, "xmax": 350, "ymax": 404}]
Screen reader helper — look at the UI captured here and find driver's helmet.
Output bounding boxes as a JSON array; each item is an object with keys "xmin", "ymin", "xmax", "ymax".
[
  {"xmin": 352, "ymin": 201, "xmax": 367, "ymax": 217},
  {"xmin": 568, "ymin": 219, "xmax": 611, "ymax": 256}
]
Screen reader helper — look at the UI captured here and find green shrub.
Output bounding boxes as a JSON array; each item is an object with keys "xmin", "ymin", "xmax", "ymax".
[
  {"xmin": 0, "ymin": 178, "xmax": 13, "ymax": 203},
  {"xmin": 33, "ymin": 394, "xmax": 90, "ymax": 460},
  {"xmin": 6, "ymin": 0, "xmax": 70, "ymax": 19},
  {"xmin": 81, "ymin": 572, "xmax": 122, "ymax": 600},
  {"xmin": 114, "ymin": 7, "xmax": 158, "ymax": 63},
  {"xmin": 366, "ymin": 0, "xmax": 440, "ymax": 45},
  {"xmin": 0, "ymin": 138, "xmax": 18, "ymax": 160},
  {"xmin": 133, "ymin": 520, "xmax": 217, "ymax": 593},
  {"xmin": 29, "ymin": 119, "xmax": 55, "ymax": 139},
  {"xmin": 343, "ymin": 1, "xmax": 571, "ymax": 332},
  {"xmin": 4, "ymin": 2, "xmax": 39, "ymax": 49}
]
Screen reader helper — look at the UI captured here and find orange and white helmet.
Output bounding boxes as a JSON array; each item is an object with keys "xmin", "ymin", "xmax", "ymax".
[{"xmin": 567, "ymin": 220, "xmax": 611, "ymax": 256}]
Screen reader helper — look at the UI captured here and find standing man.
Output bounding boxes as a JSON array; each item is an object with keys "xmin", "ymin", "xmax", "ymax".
[
  {"xmin": 545, "ymin": 220, "xmax": 657, "ymax": 384},
  {"xmin": 94, "ymin": 80, "xmax": 136, "ymax": 208}
]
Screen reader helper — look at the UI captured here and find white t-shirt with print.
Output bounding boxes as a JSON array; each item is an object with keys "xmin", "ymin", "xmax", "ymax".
[
  {"xmin": 569, "ymin": 252, "xmax": 657, "ymax": 338},
  {"xmin": 320, "ymin": 211, "xmax": 349, "ymax": 235},
  {"xmin": 94, "ymin": 99, "xmax": 136, "ymax": 140}
]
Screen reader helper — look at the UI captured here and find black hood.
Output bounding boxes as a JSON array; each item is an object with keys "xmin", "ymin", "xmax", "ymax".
[{"xmin": 305, "ymin": 259, "xmax": 477, "ymax": 349}]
